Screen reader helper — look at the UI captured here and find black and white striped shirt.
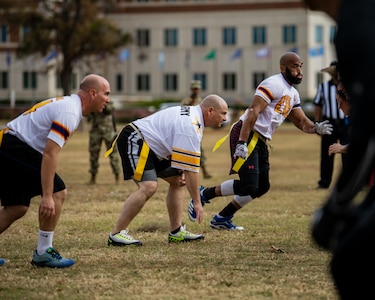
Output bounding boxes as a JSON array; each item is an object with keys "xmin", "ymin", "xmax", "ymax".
[{"xmin": 313, "ymin": 80, "xmax": 345, "ymax": 120}]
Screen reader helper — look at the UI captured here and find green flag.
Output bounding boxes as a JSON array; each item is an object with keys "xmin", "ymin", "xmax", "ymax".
[{"xmin": 203, "ymin": 49, "xmax": 216, "ymax": 60}]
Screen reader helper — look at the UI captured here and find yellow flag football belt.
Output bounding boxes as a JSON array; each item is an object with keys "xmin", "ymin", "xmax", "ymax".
[
  {"xmin": 0, "ymin": 128, "xmax": 9, "ymax": 147},
  {"xmin": 212, "ymin": 123, "xmax": 263, "ymax": 173},
  {"xmin": 104, "ymin": 123, "xmax": 149, "ymax": 181}
]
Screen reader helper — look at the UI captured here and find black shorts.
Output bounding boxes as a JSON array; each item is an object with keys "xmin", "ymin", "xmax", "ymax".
[
  {"xmin": 117, "ymin": 125, "xmax": 181, "ymax": 181},
  {"xmin": 0, "ymin": 134, "xmax": 66, "ymax": 207}
]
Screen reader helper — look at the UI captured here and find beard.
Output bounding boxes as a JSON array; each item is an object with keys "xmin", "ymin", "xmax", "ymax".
[{"xmin": 285, "ymin": 67, "xmax": 302, "ymax": 85}]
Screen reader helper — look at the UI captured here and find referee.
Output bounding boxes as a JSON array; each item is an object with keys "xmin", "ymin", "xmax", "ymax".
[{"xmin": 313, "ymin": 61, "xmax": 350, "ymax": 189}]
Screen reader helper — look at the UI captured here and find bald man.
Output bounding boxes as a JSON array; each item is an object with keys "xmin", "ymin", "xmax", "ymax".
[
  {"xmin": 187, "ymin": 52, "xmax": 333, "ymax": 230},
  {"xmin": 0, "ymin": 74, "xmax": 111, "ymax": 267},
  {"xmin": 108, "ymin": 94, "xmax": 228, "ymax": 246}
]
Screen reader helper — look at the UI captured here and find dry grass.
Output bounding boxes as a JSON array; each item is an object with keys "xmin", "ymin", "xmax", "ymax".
[{"xmin": 0, "ymin": 122, "xmax": 342, "ymax": 299}]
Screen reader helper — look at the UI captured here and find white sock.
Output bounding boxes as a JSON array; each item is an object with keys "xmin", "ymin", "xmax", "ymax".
[{"xmin": 37, "ymin": 230, "xmax": 54, "ymax": 255}]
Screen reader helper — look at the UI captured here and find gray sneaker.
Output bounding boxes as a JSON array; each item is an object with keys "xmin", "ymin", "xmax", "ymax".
[{"xmin": 108, "ymin": 229, "xmax": 143, "ymax": 246}]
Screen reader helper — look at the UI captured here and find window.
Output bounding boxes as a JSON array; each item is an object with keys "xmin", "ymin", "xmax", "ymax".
[
  {"xmin": 282, "ymin": 25, "xmax": 296, "ymax": 44},
  {"xmin": 0, "ymin": 71, "xmax": 8, "ymax": 89},
  {"xmin": 1, "ymin": 25, "xmax": 8, "ymax": 43},
  {"xmin": 137, "ymin": 73, "xmax": 150, "ymax": 91},
  {"xmin": 136, "ymin": 29, "xmax": 150, "ymax": 47},
  {"xmin": 223, "ymin": 27, "xmax": 236, "ymax": 46},
  {"xmin": 253, "ymin": 72, "xmax": 266, "ymax": 90},
  {"xmin": 193, "ymin": 73, "xmax": 206, "ymax": 90},
  {"xmin": 315, "ymin": 25, "xmax": 323, "ymax": 44},
  {"xmin": 164, "ymin": 73, "xmax": 178, "ymax": 91},
  {"xmin": 164, "ymin": 28, "xmax": 178, "ymax": 47},
  {"xmin": 223, "ymin": 73, "xmax": 236, "ymax": 91},
  {"xmin": 193, "ymin": 28, "xmax": 206, "ymax": 46},
  {"xmin": 116, "ymin": 74, "xmax": 123, "ymax": 92},
  {"xmin": 22, "ymin": 26, "xmax": 30, "ymax": 41},
  {"xmin": 23, "ymin": 71, "xmax": 37, "ymax": 89},
  {"xmin": 329, "ymin": 26, "xmax": 336, "ymax": 44},
  {"xmin": 253, "ymin": 26, "xmax": 266, "ymax": 45}
]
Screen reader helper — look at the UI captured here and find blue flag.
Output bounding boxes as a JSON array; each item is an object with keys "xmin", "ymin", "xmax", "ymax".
[
  {"xmin": 309, "ymin": 45, "xmax": 324, "ymax": 57},
  {"xmin": 118, "ymin": 48, "xmax": 130, "ymax": 61},
  {"xmin": 44, "ymin": 49, "xmax": 57, "ymax": 63},
  {"xmin": 230, "ymin": 48, "xmax": 242, "ymax": 61}
]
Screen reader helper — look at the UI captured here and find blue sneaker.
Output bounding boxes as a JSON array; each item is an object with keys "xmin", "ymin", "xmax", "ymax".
[
  {"xmin": 0, "ymin": 258, "xmax": 5, "ymax": 266},
  {"xmin": 188, "ymin": 186, "xmax": 211, "ymax": 222},
  {"xmin": 31, "ymin": 247, "xmax": 75, "ymax": 268},
  {"xmin": 210, "ymin": 214, "xmax": 244, "ymax": 230}
]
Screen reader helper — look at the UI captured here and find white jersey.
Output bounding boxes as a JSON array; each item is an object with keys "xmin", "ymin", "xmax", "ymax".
[
  {"xmin": 240, "ymin": 73, "xmax": 302, "ymax": 140},
  {"xmin": 7, "ymin": 94, "xmax": 82, "ymax": 153},
  {"xmin": 133, "ymin": 105, "xmax": 203, "ymax": 172}
]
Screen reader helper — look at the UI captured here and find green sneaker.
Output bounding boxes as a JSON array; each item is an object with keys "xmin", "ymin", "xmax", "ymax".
[
  {"xmin": 31, "ymin": 247, "xmax": 74, "ymax": 268},
  {"xmin": 108, "ymin": 229, "xmax": 143, "ymax": 246},
  {"xmin": 168, "ymin": 225, "xmax": 204, "ymax": 243}
]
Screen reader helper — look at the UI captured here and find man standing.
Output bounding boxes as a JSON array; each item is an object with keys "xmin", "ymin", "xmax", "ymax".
[
  {"xmin": 0, "ymin": 74, "xmax": 111, "ymax": 267},
  {"xmin": 107, "ymin": 94, "xmax": 228, "ymax": 246},
  {"xmin": 181, "ymin": 80, "xmax": 212, "ymax": 179},
  {"xmin": 313, "ymin": 61, "xmax": 349, "ymax": 189},
  {"xmin": 87, "ymin": 101, "xmax": 120, "ymax": 184},
  {"xmin": 187, "ymin": 52, "xmax": 333, "ymax": 230}
]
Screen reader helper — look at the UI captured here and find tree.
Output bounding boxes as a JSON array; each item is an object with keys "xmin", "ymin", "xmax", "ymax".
[{"xmin": 0, "ymin": 0, "xmax": 132, "ymax": 95}]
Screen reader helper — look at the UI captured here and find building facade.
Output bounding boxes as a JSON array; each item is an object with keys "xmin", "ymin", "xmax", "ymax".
[{"xmin": 0, "ymin": 0, "xmax": 336, "ymax": 106}]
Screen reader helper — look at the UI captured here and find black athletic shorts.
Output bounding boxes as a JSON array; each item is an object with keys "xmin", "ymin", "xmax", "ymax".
[
  {"xmin": 0, "ymin": 134, "xmax": 66, "ymax": 207},
  {"xmin": 117, "ymin": 125, "xmax": 181, "ymax": 182}
]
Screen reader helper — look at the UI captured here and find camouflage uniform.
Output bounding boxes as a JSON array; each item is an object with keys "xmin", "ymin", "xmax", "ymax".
[{"xmin": 88, "ymin": 102, "xmax": 120, "ymax": 184}]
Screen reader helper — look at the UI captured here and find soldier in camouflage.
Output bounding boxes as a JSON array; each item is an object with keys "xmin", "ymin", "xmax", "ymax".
[{"xmin": 88, "ymin": 101, "xmax": 120, "ymax": 184}]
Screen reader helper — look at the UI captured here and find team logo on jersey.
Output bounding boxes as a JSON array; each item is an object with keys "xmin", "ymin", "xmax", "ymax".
[
  {"xmin": 274, "ymin": 95, "xmax": 291, "ymax": 117},
  {"xmin": 192, "ymin": 117, "xmax": 202, "ymax": 134}
]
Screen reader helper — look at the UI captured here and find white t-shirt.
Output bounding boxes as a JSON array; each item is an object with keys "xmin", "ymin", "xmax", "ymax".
[
  {"xmin": 133, "ymin": 105, "xmax": 203, "ymax": 172},
  {"xmin": 7, "ymin": 94, "xmax": 82, "ymax": 153},
  {"xmin": 240, "ymin": 73, "xmax": 302, "ymax": 140}
]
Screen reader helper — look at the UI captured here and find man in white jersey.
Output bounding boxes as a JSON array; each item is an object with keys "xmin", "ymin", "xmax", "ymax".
[
  {"xmin": 187, "ymin": 52, "xmax": 333, "ymax": 230},
  {"xmin": 107, "ymin": 94, "xmax": 228, "ymax": 246},
  {"xmin": 0, "ymin": 74, "xmax": 111, "ymax": 267}
]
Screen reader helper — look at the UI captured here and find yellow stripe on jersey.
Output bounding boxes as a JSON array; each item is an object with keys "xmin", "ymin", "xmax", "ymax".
[{"xmin": 171, "ymin": 147, "xmax": 200, "ymax": 171}]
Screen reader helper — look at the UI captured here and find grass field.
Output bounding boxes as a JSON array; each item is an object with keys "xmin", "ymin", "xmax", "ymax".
[{"xmin": 0, "ymin": 121, "xmax": 342, "ymax": 299}]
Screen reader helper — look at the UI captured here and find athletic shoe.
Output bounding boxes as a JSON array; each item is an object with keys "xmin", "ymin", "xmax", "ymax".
[
  {"xmin": 188, "ymin": 186, "xmax": 211, "ymax": 222},
  {"xmin": 168, "ymin": 224, "xmax": 204, "ymax": 243},
  {"xmin": 31, "ymin": 247, "xmax": 74, "ymax": 268},
  {"xmin": 210, "ymin": 214, "xmax": 244, "ymax": 230},
  {"xmin": 108, "ymin": 229, "xmax": 143, "ymax": 246},
  {"xmin": 0, "ymin": 258, "xmax": 5, "ymax": 266}
]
